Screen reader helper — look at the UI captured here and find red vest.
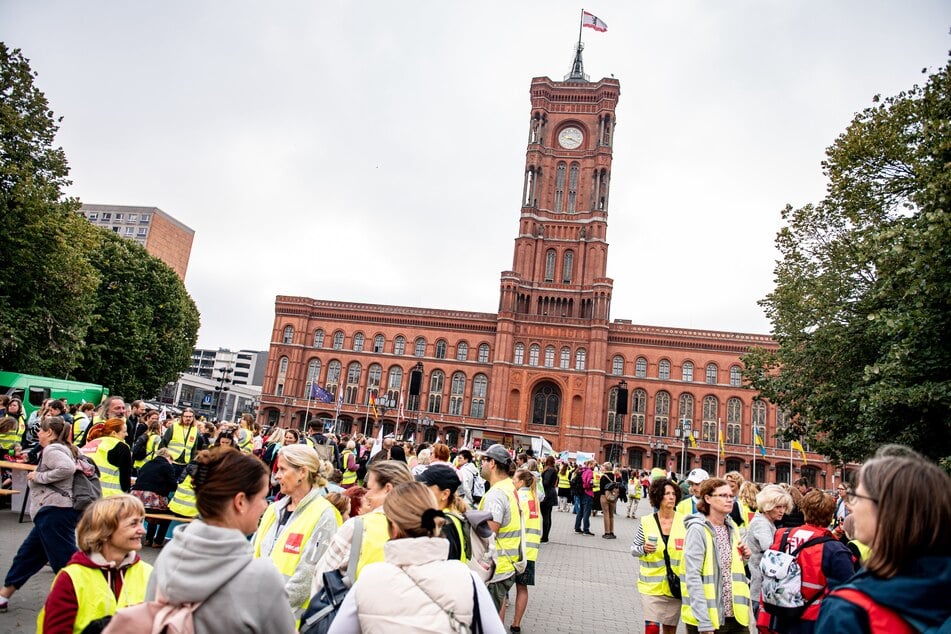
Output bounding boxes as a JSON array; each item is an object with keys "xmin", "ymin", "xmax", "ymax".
[
  {"xmin": 756, "ymin": 526, "xmax": 832, "ymax": 629},
  {"xmin": 830, "ymin": 588, "xmax": 916, "ymax": 634}
]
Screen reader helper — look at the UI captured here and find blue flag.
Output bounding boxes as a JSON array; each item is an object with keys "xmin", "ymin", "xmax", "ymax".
[{"xmin": 310, "ymin": 383, "xmax": 334, "ymax": 403}]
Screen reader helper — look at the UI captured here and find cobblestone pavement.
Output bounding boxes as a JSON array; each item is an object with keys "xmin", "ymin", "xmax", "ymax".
[{"xmin": 0, "ymin": 498, "xmax": 711, "ymax": 634}]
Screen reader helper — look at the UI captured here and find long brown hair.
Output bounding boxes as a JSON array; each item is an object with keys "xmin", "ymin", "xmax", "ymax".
[
  {"xmin": 40, "ymin": 416, "xmax": 78, "ymax": 458},
  {"xmin": 192, "ymin": 447, "xmax": 268, "ymax": 520}
]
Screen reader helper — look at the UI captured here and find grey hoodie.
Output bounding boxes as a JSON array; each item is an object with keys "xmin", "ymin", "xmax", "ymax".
[
  {"xmin": 146, "ymin": 519, "xmax": 296, "ymax": 633},
  {"xmin": 682, "ymin": 513, "xmax": 747, "ymax": 632}
]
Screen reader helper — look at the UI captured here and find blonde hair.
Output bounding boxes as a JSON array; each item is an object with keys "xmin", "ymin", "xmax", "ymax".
[
  {"xmin": 739, "ymin": 480, "xmax": 760, "ymax": 510},
  {"xmin": 757, "ymin": 484, "xmax": 792, "ymax": 513},
  {"xmin": 76, "ymin": 495, "xmax": 145, "ymax": 554},
  {"xmin": 279, "ymin": 443, "xmax": 332, "ymax": 488},
  {"xmin": 384, "ymin": 481, "xmax": 443, "ymax": 538}
]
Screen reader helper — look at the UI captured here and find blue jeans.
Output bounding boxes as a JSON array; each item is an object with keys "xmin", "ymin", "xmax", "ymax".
[
  {"xmin": 4, "ymin": 505, "xmax": 80, "ymax": 588},
  {"xmin": 574, "ymin": 495, "xmax": 592, "ymax": 532}
]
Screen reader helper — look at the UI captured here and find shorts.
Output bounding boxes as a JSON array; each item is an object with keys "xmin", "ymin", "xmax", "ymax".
[
  {"xmin": 515, "ymin": 560, "xmax": 535, "ymax": 586},
  {"xmin": 487, "ymin": 575, "xmax": 517, "ymax": 610}
]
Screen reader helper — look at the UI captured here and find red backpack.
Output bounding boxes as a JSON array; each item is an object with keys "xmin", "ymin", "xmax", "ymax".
[{"xmin": 829, "ymin": 588, "xmax": 915, "ymax": 634}]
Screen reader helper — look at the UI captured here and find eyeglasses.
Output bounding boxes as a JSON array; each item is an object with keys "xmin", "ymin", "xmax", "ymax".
[{"xmin": 845, "ymin": 490, "xmax": 877, "ymax": 506}]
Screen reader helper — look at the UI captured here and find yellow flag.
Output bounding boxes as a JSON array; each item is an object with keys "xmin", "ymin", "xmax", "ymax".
[
  {"xmin": 688, "ymin": 433, "xmax": 697, "ymax": 448},
  {"xmin": 718, "ymin": 427, "xmax": 725, "ymax": 459},
  {"xmin": 791, "ymin": 439, "xmax": 808, "ymax": 465}
]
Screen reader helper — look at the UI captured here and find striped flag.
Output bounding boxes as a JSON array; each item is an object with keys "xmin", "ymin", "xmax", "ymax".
[
  {"xmin": 582, "ymin": 10, "xmax": 608, "ymax": 32},
  {"xmin": 791, "ymin": 439, "xmax": 808, "ymax": 464},
  {"xmin": 754, "ymin": 430, "xmax": 767, "ymax": 456},
  {"xmin": 368, "ymin": 392, "xmax": 379, "ymax": 417}
]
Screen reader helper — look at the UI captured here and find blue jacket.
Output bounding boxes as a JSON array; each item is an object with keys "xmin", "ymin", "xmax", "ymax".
[{"xmin": 815, "ymin": 556, "xmax": 951, "ymax": 633}]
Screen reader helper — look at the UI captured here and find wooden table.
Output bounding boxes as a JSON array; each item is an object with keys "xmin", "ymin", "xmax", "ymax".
[{"xmin": 1, "ymin": 461, "xmax": 36, "ymax": 522}]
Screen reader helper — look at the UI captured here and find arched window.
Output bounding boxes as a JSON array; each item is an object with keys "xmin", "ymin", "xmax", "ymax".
[
  {"xmin": 659, "ymin": 360, "xmax": 671, "ymax": 380},
  {"xmin": 470, "ymin": 374, "xmax": 488, "ymax": 418},
  {"xmin": 367, "ymin": 363, "xmax": 382, "ymax": 393},
  {"xmin": 680, "ymin": 393, "xmax": 694, "ymax": 430},
  {"xmin": 394, "ymin": 336, "xmax": 406, "ymax": 356},
  {"xmin": 435, "ymin": 340, "xmax": 447, "ymax": 359},
  {"xmin": 730, "ymin": 365, "xmax": 742, "ymax": 387},
  {"xmin": 528, "ymin": 344, "xmax": 540, "ymax": 366},
  {"xmin": 278, "ymin": 356, "xmax": 289, "ymax": 374},
  {"xmin": 562, "ymin": 251, "xmax": 573, "ymax": 283},
  {"xmin": 682, "ymin": 361, "xmax": 694, "ymax": 382},
  {"xmin": 478, "ymin": 343, "xmax": 490, "ymax": 363},
  {"xmin": 326, "ymin": 360, "xmax": 342, "ymax": 395},
  {"xmin": 514, "ymin": 343, "xmax": 525, "ymax": 365},
  {"xmin": 332, "ymin": 331, "xmax": 344, "ymax": 350},
  {"xmin": 635, "ymin": 357, "xmax": 647, "ymax": 378},
  {"xmin": 353, "ymin": 333, "xmax": 365, "ymax": 352},
  {"xmin": 456, "ymin": 342, "xmax": 468, "ymax": 361},
  {"xmin": 612, "ymin": 355, "xmax": 624, "ymax": 375},
  {"xmin": 282, "ymin": 326, "xmax": 294, "ymax": 344},
  {"xmin": 428, "ymin": 370, "xmax": 444, "ymax": 413},
  {"xmin": 567, "ymin": 163, "xmax": 579, "ymax": 212},
  {"xmin": 531, "ymin": 381, "xmax": 561, "ymax": 426},
  {"xmin": 631, "ymin": 389, "xmax": 647, "ymax": 434},
  {"xmin": 373, "ymin": 334, "xmax": 385, "ymax": 353},
  {"xmin": 702, "ymin": 396, "xmax": 718, "ymax": 442},
  {"xmin": 606, "ymin": 387, "xmax": 620, "ymax": 432},
  {"xmin": 414, "ymin": 337, "xmax": 426, "ymax": 357},
  {"xmin": 544, "ymin": 346, "xmax": 555, "ymax": 368},
  {"xmin": 449, "ymin": 372, "xmax": 466, "ymax": 416},
  {"xmin": 313, "ymin": 329, "xmax": 324, "ymax": 348},
  {"xmin": 773, "ymin": 405, "xmax": 789, "ymax": 450},
  {"xmin": 545, "ymin": 249, "xmax": 556, "ymax": 282},
  {"xmin": 345, "ymin": 362, "xmax": 361, "ymax": 404},
  {"xmin": 575, "ymin": 348, "xmax": 586, "ymax": 370},
  {"xmin": 560, "ymin": 347, "xmax": 571, "ymax": 369},
  {"xmin": 305, "ymin": 359, "xmax": 321, "ymax": 397},
  {"xmin": 727, "ymin": 397, "xmax": 742, "ymax": 444},
  {"xmin": 705, "ymin": 363, "xmax": 718, "ymax": 384},
  {"xmin": 386, "ymin": 366, "xmax": 403, "ymax": 403},
  {"xmin": 654, "ymin": 391, "xmax": 670, "ymax": 436},
  {"xmin": 554, "ymin": 161, "xmax": 566, "ymax": 212}
]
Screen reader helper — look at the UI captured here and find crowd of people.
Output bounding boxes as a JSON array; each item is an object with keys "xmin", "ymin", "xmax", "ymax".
[{"xmin": 1, "ymin": 394, "xmax": 949, "ymax": 632}]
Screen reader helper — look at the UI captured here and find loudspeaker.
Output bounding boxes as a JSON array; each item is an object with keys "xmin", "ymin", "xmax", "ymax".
[
  {"xmin": 616, "ymin": 387, "xmax": 629, "ymax": 415},
  {"xmin": 409, "ymin": 369, "xmax": 423, "ymax": 397}
]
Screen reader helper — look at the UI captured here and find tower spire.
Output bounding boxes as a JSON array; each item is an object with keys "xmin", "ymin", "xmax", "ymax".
[{"xmin": 565, "ymin": 10, "xmax": 589, "ymax": 82}]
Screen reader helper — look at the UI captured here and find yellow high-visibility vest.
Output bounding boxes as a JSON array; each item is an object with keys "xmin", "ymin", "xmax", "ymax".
[
  {"xmin": 237, "ymin": 429, "xmax": 254, "ymax": 454},
  {"xmin": 479, "ymin": 477, "xmax": 523, "ymax": 575},
  {"xmin": 133, "ymin": 434, "xmax": 161, "ymax": 471},
  {"xmin": 0, "ymin": 431, "xmax": 19, "ymax": 453},
  {"xmin": 444, "ymin": 511, "xmax": 469, "ymax": 564},
  {"xmin": 681, "ymin": 522, "xmax": 751, "ymax": 628},
  {"xmin": 516, "ymin": 487, "xmax": 541, "ymax": 562},
  {"xmin": 557, "ymin": 471, "xmax": 570, "ymax": 489},
  {"xmin": 341, "ymin": 450, "xmax": 357, "ymax": 485},
  {"xmin": 638, "ymin": 512, "xmax": 687, "ymax": 597},
  {"xmin": 355, "ymin": 511, "xmax": 391, "ymax": 579},
  {"xmin": 37, "ymin": 560, "xmax": 152, "ymax": 634},
  {"xmin": 163, "ymin": 422, "xmax": 200, "ymax": 465},
  {"xmin": 90, "ymin": 436, "xmax": 123, "ymax": 497},
  {"xmin": 593, "ymin": 471, "xmax": 602, "ymax": 493},
  {"xmin": 253, "ymin": 494, "xmax": 341, "ymax": 613},
  {"xmin": 168, "ymin": 475, "xmax": 198, "ymax": 517},
  {"xmin": 676, "ymin": 497, "xmax": 699, "ymax": 516}
]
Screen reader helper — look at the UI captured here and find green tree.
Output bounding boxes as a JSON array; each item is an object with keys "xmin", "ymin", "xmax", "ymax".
[
  {"xmin": 744, "ymin": 61, "xmax": 951, "ymax": 465},
  {"xmin": 75, "ymin": 231, "xmax": 200, "ymax": 398},
  {"xmin": 0, "ymin": 43, "xmax": 100, "ymax": 374}
]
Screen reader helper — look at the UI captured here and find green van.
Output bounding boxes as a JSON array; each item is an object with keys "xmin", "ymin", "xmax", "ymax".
[{"xmin": 0, "ymin": 371, "xmax": 109, "ymax": 418}]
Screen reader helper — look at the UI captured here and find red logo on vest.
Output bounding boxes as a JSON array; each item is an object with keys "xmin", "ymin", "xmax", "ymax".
[{"xmin": 283, "ymin": 532, "xmax": 304, "ymax": 554}]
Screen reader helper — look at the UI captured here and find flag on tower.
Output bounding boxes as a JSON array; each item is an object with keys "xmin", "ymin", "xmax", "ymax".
[
  {"xmin": 791, "ymin": 439, "xmax": 808, "ymax": 464},
  {"xmin": 582, "ymin": 11, "xmax": 608, "ymax": 32},
  {"xmin": 754, "ymin": 430, "xmax": 767, "ymax": 456},
  {"xmin": 311, "ymin": 384, "xmax": 334, "ymax": 403}
]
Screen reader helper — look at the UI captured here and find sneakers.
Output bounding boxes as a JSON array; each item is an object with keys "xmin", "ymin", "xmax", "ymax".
[
  {"xmin": 0, "ymin": 596, "xmax": 7, "ymax": 613},
  {"xmin": 602, "ymin": 533, "xmax": 617, "ymax": 539},
  {"xmin": 583, "ymin": 530, "xmax": 595, "ymax": 536},
  {"xmin": 575, "ymin": 529, "xmax": 583, "ymax": 534}
]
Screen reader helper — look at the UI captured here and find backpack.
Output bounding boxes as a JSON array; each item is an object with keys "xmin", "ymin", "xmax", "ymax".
[
  {"xmin": 312, "ymin": 442, "xmax": 335, "ymax": 465},
  {"xmin": 101, "ymin": 588, "xmax": 202, "ymax": 634},
  {"xmin": 447, "ymin": 509, "xmax": 497, "ymax": 583},
  {"xmin": 472, "ymin": 473, "xmax": 486, "ymax": 499},
  {"xmin": 72, "ymin": 454, "xmax": 102, "ymax": 511},
  {"xmin": 570, "ymin": 469, "xmax": 584, "ymax": 496},
  {"xmin": 760, "ymin": 529, "xmax": 836, "ymax": 621},
  {"xmin": 131, "ymin": 433, "xmax": 151, "ymax": 462},
  {"xmin": 299, "ymin": 517, "xmax": 364, "ymax": 634},
  {"xmin": 602, "ymin": 477, "xmax": 620, "ymax": 503}
]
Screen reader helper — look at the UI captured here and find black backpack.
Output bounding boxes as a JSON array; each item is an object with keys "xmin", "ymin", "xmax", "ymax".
[{"xmin": 570, "ymin": 469, "xmax": 584, "ymax": 496}]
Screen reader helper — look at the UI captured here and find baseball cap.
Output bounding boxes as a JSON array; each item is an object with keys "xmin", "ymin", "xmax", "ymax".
[
  {"xmin": 687, "ymin": 468, "xmax": 710, "ymax": 484},
  {"xmin": 415, "ymin": 463, "xmax": 461, "ymax": 493},
  {"xmin": 478, "ymin": 444, "xmax": 512, "ymax": 465}
]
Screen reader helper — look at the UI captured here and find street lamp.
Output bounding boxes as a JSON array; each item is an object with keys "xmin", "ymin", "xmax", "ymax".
[
  {"xmin": 610, "ymin": 379, "xmax": 627, "ymax": 465},
  {"xmin": 675, "ymin": 417, "xmax": 695, "ymax": 477},
  {"xmin": 214, "ymin": 366, "xmax": 233, "ymax": 421},
  {"xmin": 648, "ymin": 438, "xmax": 668, "ymax": 470}
]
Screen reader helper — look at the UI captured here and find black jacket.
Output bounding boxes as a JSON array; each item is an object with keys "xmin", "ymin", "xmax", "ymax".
[{"xmin": 132, "ymin": 457, "xmax": 178, "ymax": 497}]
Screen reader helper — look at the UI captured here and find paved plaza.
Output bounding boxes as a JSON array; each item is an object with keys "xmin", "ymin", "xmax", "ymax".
[{"xmin": 0, "ymin": 498, "xmax": 705, "ymax": 634}]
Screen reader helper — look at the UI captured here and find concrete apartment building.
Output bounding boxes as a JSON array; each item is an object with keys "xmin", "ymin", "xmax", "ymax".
[{"xmin": 79, "ymin": 204, "xmax": 194, "ymax": 280}]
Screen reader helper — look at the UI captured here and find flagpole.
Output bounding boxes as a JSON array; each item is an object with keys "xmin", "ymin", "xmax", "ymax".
[
  {"xmin": 716, "ymin": 418, "xmax": 721, "ymax": 477},
  {"xmin": 303, "ymin": 381, "xmax": 312, "ymax": 429},
  {"xmin": 751, "ymin": 430, "xmax": 756, "ymax": 484},
  {"xmin": 789, "ymin": 444, "xmax": 794, "ymax": 485},
  {"xmin": 578, "ymin": 9, "xmax": 584, "ymax": 49},
  {"xmin": 364, "ymin": 390, "xmax": 371, "ymax": 436}
]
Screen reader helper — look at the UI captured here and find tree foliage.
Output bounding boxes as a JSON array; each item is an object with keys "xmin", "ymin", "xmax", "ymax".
[
  {"xmin": 0, "ymin": 43, "xmax": 200, "ymax": 397},
  {"xmin": 744, "ymin": 60, "xmax": 951, "ymax": 465}
]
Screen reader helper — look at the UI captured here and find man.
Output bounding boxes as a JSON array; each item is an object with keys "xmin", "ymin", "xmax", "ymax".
[
  {"xmin": 675, "ymin": 468, "xmax": 709, "ymax": 515},
  {"xmin": 478, "ymin": 444, "xmax": 525, "ymax": 620},
  {"xmin": 573, "ymin": 459, "xmax": 595, "ymax": 535},
  {"xmin": 306, "ymin": 419, "xmax": 341, "ymax": 467},
  {"xmin": 159, "ymin": 408, "xmax": 206, "ymax": 477},
  {"xmin": 95, "ymin": 396, "xmax": 127, "ymax": 425},
  {"xmin": 125, "ymin": 400, "xmax": 146, "ymax": 443},
  {"xmin": 833, "ymin": 482, "xmax": 849, "ymax": 526},
  {"xmin": 456, "ymin": 449, "xmax": 479, "ymax": 507}
]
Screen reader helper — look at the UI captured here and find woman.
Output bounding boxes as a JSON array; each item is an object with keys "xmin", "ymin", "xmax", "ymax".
[
  {"xmin": 415, "ymin": 463, "xmax": 468, "ymax": 560},
  {"xmin": 0, "ymin": 416, "xmax": 81, "ymax": 612},
  {"xmin": 557, "ymin": 461, "xmax": 572, "ymax": 512},
  {"xmin": 816, "ymin": 446, "xmax": 951, "ymax": 633},
  {"xmin": 146, "ymin": 447, "xmax": 296, "ymax": 632},
  {"xmin": 344, "ymin": 486, "xmax": 368, "ymax": 517},
  {"xmin": 681, "ymin": 478, "xmax": 753, "ymax": 634},
  {"xmin": 311, "ymin": 460, "xmax": 413, "ymax": 594},
  {"xmin": 539, "ymin": 455, "xmax": 558, "ymax": 542},
  {"xmin": 411, "ymin": 448, "xmax": 432, "ymax": 477},
  {"xmin": 631, "ymin": 478, "xmax": 686, "ymax": 634},
  {"xmin": 724, "ymin": 471, "xmax": 750, "ymax": 534},
  {"xmin": 38, "ymin": 495, "xmax": 152, "ymax": 633},
  {"xmin": 4, "ymin": 398, "xmax": 26, "ymax": 437},
  {"xmin": 340, "ymin": 440, "xmax": 359, "ymax": 488},
  {"xmin": 325, "ymin": 492, "xmax": 351, "ymax": 522},
  {"xmin": 599, "ymin": 461, "xmax": 618, "ymax": 538},
  {"xmin": 87, "ymin": 418, "xmax": 132, "ymax": 496},
  {"xmin": 130, "ymin": 448, "xmax": 178, "ymax": 548},
  {"xmin": 132, "ymin": 420, "xmax": 163, "ymax": 474},
  {"xmin": 627, "ymin": 472, "xmax": 643, "ymax": 518},
  {"xmin": 327, "ymin": 481, "xmax": 505, "ymax": 633},
  {"xmin": 778, "ymin": 484, "xmax": 805, "ymax": 528},
  {"xmin": 756, "ymin": 488, "xmax": 854, "ymax": 633},
  {"xmin": 511, "ymin": 469, "xmax": 542, "ymax": 634},
  {"xmin": 252, "ymin": 444, "xmax": 341, "ymax": 618},
  {"xmin": 739, "ymin": 481, "xmax": 760, "ymax": 526},
  {"xmin": 744, "ymin": 485, "xmax": 791, "ymax": 618}
]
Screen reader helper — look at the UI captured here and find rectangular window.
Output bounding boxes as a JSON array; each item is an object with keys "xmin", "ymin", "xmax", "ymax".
[
  {"xmin": 87, "ymin": 212, "xmax": 98, "ymax": 221},
  {"xmin": 140, "ymin": 214, "xmax": 150, "ymax": 223},
  {"xmin": 128, "ymin": 213, "xmax": 137, "ymax": 222},
  {"xmin": 115, "ymin": 213, "xmax": 123, "ymax": 221},
  {"xmin": 137, "ymin": 228, "xmax": 148, "ymax": 237},
  {"xmin": 102, "ymin": 213, "xmax": 112, "ymax": 221},
  {"xmin": 112, "ymin": 226, "xmax": 120, "ymax": 233},
  {"xmin": 124, "ymin": 227, "xmax": 134, "ymax": 236}
]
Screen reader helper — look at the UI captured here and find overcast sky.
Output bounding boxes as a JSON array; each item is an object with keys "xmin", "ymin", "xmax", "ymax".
[{"xmin": 3, "ymin": 2, "xmax": 949, "ymax": 352}]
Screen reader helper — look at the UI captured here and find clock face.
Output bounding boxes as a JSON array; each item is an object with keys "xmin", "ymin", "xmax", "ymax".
[{"xmin": 558, "ymin": 126, "xmax": 583, "ymax": 149}]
